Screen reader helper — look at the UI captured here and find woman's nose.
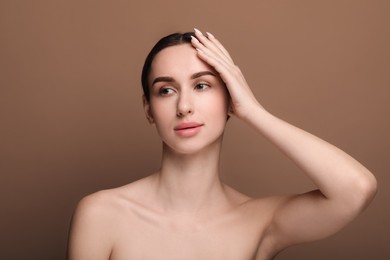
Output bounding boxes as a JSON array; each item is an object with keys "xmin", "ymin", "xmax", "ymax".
[{"xmin": 176, "ymin": 92, "xmax": 193, "ymax": 117}]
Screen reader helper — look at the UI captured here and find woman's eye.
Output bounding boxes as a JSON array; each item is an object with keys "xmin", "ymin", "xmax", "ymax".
[
  {"xmin": 158, "ymin": 87, "xmax": 174, "ymax": 96},
  {"xmin": 195, "ymin": 83, "xmax": 210, "ymax": 91}
]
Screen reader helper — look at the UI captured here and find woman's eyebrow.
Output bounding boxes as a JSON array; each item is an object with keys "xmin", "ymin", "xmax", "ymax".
[
  {"xmin": 152, "ymin": 71, "xmax": 216, "ymax": 86},
  {"xmin": 152, "ymin": 76, "xmax": 174, "ymax": 86},
  {"xmin": 191, "ymin": 71, "xmax": 216, "ymax": 79}
]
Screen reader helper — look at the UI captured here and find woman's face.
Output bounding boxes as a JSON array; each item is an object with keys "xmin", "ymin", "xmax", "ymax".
[{"xmin": 144, "ymin": 44, "xmax": 230, "ymax": 154}]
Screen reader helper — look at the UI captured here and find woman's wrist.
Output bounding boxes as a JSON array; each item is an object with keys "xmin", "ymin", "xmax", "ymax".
[{"xmin": 235, "ymin": 99, "xmax": 268, "ymax": 122}]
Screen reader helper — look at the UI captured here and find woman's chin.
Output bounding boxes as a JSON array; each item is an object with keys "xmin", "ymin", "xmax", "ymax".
[{"xmin": 162, "ymin": 137, "xmax": 223, "ymax": 156}]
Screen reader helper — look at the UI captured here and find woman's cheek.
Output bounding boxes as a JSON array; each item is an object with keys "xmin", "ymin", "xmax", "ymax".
[{"xmin": 203, "ymin": 91, "xmax": 229, "ymax": 116}]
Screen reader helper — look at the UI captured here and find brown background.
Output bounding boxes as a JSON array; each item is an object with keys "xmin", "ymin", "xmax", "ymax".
[{"xmin": 1, "ymin": 0, "xmax": 389, "ymax": 259}]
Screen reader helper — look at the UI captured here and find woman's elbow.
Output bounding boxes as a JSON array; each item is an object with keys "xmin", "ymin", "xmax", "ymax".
[{"xmin": 354, "ymin": 170, "xmax": 378, "ymax": 211}]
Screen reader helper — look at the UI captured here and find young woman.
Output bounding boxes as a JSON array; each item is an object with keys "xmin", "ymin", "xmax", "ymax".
[{"xmin": 67, "ymin": 29, "xmax": 377, "ymax": 260}]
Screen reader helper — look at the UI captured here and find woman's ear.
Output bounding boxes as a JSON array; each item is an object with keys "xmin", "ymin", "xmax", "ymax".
[{"xmin": 142, "ymin": 95, "xmax": 154, "ymax": 124}]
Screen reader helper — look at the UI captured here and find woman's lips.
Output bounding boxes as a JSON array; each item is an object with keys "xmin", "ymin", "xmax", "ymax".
[{"xmin": 174, "ymin": 122, "xmax": 204, "ymax": 137}]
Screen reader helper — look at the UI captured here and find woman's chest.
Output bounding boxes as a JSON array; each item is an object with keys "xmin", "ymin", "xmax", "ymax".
[{"xmin": 110, "ymin": 210, "xmax": 268, "ymax": 260}]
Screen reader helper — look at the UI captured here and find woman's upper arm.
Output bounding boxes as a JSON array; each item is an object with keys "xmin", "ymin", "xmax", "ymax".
[
  {"xmin": 265, "ymin": 188, "xmax": 373, "ymax": 252},
  {"xmin": 67, "ymin": 194, "xmax": 114, "ymax": 260}
]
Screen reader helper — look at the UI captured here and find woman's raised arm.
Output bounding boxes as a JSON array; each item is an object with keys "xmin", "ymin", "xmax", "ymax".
[{"xmin": 192, "ymin": 28, "xmax": 377, "ymax": 249}]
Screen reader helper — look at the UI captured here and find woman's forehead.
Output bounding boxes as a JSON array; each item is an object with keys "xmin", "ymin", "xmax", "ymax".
[{"xmin": 150, "ymin": 44, "xmax": 213, "ymax": 77}]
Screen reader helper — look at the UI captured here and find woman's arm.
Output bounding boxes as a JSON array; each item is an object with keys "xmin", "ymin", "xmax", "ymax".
[
  {"xmin": 192, "ymin": 29, "xmax": 377, "ymax": 249},
  {"xmin": 244, "ymin": 106, "xmax": 377, "ymax": 247}
]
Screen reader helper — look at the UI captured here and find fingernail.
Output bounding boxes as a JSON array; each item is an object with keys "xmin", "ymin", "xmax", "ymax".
[
  {"xmin": 194, "ymin": 28, "xmax": 203, "ymax": 35},
  {"xmin": 191, "ymin": 35, "xmax": 199, "ymax": 43},
  {"xmin": 206, "ymin": 32, "xmax": 214, "ymax": 38}
]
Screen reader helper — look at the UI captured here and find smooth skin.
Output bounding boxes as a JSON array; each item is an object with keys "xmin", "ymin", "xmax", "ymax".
[{"xmin": 67, "ymin": 29, "xmax": 377, "ymax": 260}]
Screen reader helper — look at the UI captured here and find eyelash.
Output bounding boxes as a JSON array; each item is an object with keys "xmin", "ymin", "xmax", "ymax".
[
  {"xmin": 158, "ymin": 87, "xmax": 174, "ymax": 96},
  {"xmin": 195, "ymin": 83, "xmax": 210, "ymax": 91},
  {"xmin": 157, "ymin": 83, "xmax": 210, "ymax": 96}
]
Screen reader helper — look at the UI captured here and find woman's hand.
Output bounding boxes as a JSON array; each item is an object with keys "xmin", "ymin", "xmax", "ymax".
[{"xmin": 191, "ymin": 28, "xmax": 263, "ymax": 120}]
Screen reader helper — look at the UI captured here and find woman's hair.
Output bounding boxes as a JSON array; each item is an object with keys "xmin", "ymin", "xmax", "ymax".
[{"xmin": 141, "ymin": 32, "xmax": 195, "ymax": 102}]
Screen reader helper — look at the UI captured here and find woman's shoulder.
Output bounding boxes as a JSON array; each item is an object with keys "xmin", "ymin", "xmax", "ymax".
[
  {"xmin": 67, "ymin": 177, "xmax": 157, "ymax": 258},
  {"xmin": 223, "ymin": 184, "xmax": 289, "ymax": 210},
  {"xmin": 74, "ymin": 175, "xmax": 157, "ymax": 220}
]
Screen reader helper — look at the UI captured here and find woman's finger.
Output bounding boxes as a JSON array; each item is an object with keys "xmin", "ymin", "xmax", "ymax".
[
  {"xmin": 191, "ymin": 36, "xmax": 235, "ymax": 82},
  {"xmin": 194, "ymin": 44, "xmax": 230, "ymax": 81},
  {"xmin": 193, "ymin": 28, "xmax": 232, "ymax": 64},
  {"xmin": 205, "ymin": 31, "xmax": 234, "ymax": 62}
]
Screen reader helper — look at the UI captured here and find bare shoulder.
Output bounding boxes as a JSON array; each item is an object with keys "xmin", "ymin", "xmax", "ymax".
[
  {"xmin": 222, "ymin": 185, "xmax": 291, "ymax": 235},
  {"xmin": 248, "ymin": 194, "xmax": 290, "ymax": 213},
  {"xmin": 74, "ymin": 188, "xmax": 125, "ymax": 221},
  {"xmin": 75, "ymin": 175, "xmax": 156, "ymax": 217},
  {"xmin": 222, "ymin": 184, "xmax": 289, "ymax": 215},
  {"xmin": 221, "ymin": 186, "xmax": 294, "ymax": 259},
  {"xmin": 67, "ymin": 176, "xmax": 156, "ymax": 260}
]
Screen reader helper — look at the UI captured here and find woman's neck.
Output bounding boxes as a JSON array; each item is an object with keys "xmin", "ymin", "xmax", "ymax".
[{"xmin": 153, "ymin": 140, "xmax": 229, "ymax": 215}]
